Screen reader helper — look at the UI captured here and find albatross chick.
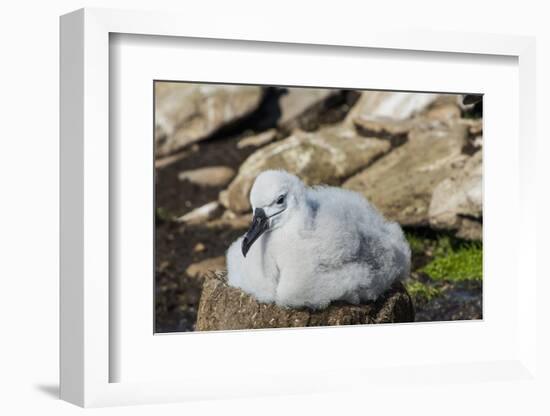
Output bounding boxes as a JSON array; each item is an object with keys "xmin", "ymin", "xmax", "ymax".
[{"xmin": 226, "ymin": 170, "xmax": 411, "ymax": 309}]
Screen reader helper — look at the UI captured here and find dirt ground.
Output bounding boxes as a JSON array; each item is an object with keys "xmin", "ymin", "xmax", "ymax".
[{"xmin": 155, "ymin": 133, "xmax": 254, "ymax": 332}]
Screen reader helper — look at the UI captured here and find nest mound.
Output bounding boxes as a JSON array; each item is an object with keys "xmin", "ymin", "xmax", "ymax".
[{"xmin": 196, "ymin": 272, "xmax": 415, "ymax": 331}]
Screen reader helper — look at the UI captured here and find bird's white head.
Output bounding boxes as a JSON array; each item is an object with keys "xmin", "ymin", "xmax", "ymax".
[{"xmin": 241, "ymin": 170, "xmax": 305, "ymax": 257}]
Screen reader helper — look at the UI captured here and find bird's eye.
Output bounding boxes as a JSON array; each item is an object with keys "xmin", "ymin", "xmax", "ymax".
[{"xmin": 276, "ymin": 195, "xmax": 285, "ymax": 205}]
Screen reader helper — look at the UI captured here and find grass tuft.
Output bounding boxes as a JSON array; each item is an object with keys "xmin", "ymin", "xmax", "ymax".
[
  {"xmin": 421, "ymin": 242, "xmax": 482, "ymax": 282},
  {"xmin": 405, "ymin": 280, "xmax": 442, "ymax": 302}
]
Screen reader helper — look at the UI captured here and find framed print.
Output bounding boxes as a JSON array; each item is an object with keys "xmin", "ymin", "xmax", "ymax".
[{"xmin": 60, "ymin": 7, "xmax": 540, "ymax": 408}]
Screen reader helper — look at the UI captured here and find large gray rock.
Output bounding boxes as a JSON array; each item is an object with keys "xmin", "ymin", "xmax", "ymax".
[
  {"xmin": 223, "ymin": 125, "xmax": 392, "ymax": 213},
  {"xmin": 429, "ymin": 151, "xmax": 482, "ymax": 239},
  {"xmin": 155, "ymin": 83, "xmax": 263, "ymax": 156},
  {"xmin": 343, "ymin": 120, "xmax": 469, "ymax": 226},
  {"xmin": 196, "ymin": 272, "xmax": 414, "ymax": 331}
]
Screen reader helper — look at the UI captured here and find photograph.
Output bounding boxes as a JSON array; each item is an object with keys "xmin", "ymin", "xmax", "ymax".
[{"xmin": 154, "ymin": 82, "xmax": 483, "ymax": 333}]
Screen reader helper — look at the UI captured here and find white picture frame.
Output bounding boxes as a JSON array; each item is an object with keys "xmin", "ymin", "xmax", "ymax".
[{"xmin": 60, "ymin": 7, "xmax": 539, "ymax": 408}]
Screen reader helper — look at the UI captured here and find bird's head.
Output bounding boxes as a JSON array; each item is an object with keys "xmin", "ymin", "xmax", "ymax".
[{"xmin": 241, "ymin": 170, "xmax": 305, "ymax": 257}]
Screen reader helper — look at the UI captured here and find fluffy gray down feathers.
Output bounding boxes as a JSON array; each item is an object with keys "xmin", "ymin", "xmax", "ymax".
[{"xmin": 226, "ymin": 170, "xmax": 411, "ymax": 309}]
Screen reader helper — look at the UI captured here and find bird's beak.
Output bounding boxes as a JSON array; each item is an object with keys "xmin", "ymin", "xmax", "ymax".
[{"xmin": 242, "ymin": 208, "xmax": 269, "ymax": 257}]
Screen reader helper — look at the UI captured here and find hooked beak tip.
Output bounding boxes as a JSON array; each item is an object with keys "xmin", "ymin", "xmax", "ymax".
[
  {"xmin": 241, "ymin": 238, "xmax": 249, "ymax": 257},
  {"xmin": 241, "ymin": 208, "xmax": 268, "ymax": 258}
]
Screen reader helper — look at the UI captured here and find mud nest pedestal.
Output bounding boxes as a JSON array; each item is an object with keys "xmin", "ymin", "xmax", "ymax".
[{"xmin": 196, "ymin": 272, "xmax": 415, "ymax": 331}]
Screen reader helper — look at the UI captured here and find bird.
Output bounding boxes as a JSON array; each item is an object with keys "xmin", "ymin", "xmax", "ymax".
[{"xmin": 226, "ymin": 170, "xmax": 411, "ymax": 310}]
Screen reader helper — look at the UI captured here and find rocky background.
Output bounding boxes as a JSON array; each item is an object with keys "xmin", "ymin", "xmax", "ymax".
[{"xmin": 155, "ymin": 82, "xmax": 483, "ymax": 333}]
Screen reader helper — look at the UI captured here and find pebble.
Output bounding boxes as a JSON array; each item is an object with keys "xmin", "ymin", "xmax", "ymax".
[
  {"xmin": 178, "ymin": 166, "xmax": 235, "ymax": 187},
  {"xmin": 193, "ymin": 242, "xmax": 206, "ymax": 253},
  {"xmin": 175, "ymin": 201, "xmax": 222, "ymax": 225}
]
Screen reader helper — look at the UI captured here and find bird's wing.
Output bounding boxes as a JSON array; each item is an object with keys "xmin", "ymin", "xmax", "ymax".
[{"xmin": 303, "ymin": 186, "xmax": 399, "ymax": 271}]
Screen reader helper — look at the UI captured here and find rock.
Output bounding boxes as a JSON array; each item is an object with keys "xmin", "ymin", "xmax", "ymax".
[
  {"xmin": 237, "ymin": 129, "xmax": 278, "ymax": 149},
  {"xmin": 155, "ymin": 83, "xmax": 263, "ymax": 156},
  {"xmin": 346, "ymin": 91, "xmax": 440, "ymax": 124},
  {"xmin": 472, "ymin": 136, "xmax": 483, "ymax": 149},
  {"xmin": 196, "ymin": 272, "xmax": 414, "ymax": 330},
  {"xmin": 178, "ymin": 166, "xmax": 236, "ymax": 187},
  {"xmin": 458, "ymin": 118, "xmax": 483, "ymax": 136},
  {"xmin": 414, "ymin": 280, "xmax": 482, "ymax": 322},
  {"xmin": 428, "ymin": 151, "xmax": 482, "ymax": 239},
  {"xmin": 457, "ymin": 119, "xmax": 483, "ymax": 155},
  {"xmin": 424, "ymin": 100, "xmax": 462, "ymax": 121},
  {"xmin": 277, "ymin": 88, "xmax": 341, "ymax": 132},
  {"xmin": 224, "ymin": 125, "xmax": 392, "ymax": 213},
  {"xmin": 354, "ymin": 117, "xmax": 413, "ymax": 139},
  {"xmin": 206, "ymin": 211, "xmax": 252, "ymax": 230},
  {"xmin": 343, "ymin": 120, "xmax": 469, "ymax": 226},
  {"xmin": 157, "ymin": 260, "xmax": 170, "ymax": 273},
  {"xmin": 175, "ymin": 201, "xmax": 222, "ymax": 225},
  {"xmin": 469, "ymin": 122, "xmax": 482, "ymax": 136},
  {"xmin": 154, "ymin": 144, "xmax": 199, "ymax": 169},
  {"xmin": 193, "ymin": 242, "xmax": 206, "ymax": 253},
  {"xmin": 349, "ymin": 93, "xmax": 461, "ymax": 139},
  {"xmin": 186, "ymin": 257, "xmax": 226, "ymax": 279},
  {"xmin": 218, "ymin": 189, "xmax": 230, "ymax": 208},
  {"xmin": 455, "ymin": 218, "xmax": 483, "ymax": 240}
]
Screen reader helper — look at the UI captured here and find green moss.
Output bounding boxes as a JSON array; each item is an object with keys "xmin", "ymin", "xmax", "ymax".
[
  {"xmin": 421, "ymin": 243, "xmax": 482, "ymax": 282},
  {"xmin": 405, "ymin": 280, "xmax": 442, "ymax": 302}
]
